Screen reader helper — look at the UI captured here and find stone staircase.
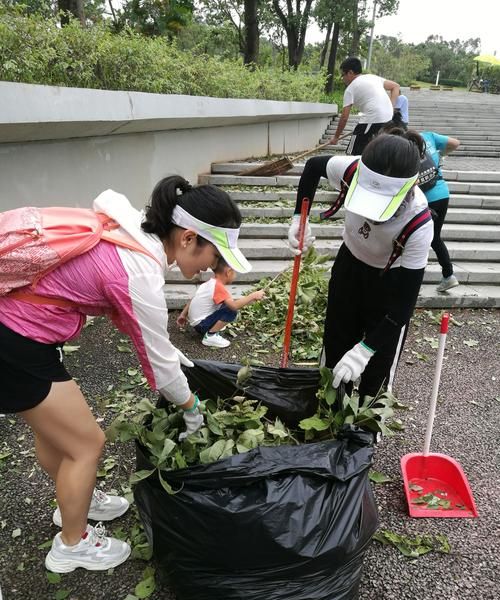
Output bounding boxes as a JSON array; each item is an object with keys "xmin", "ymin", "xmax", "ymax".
[
  {"xmin": 165, "ymin": 91, "xmax": 500, "ymax": 310},
  {"xmin": 321, "ymin": 89, "xmax": 500, "ymax": 158}
]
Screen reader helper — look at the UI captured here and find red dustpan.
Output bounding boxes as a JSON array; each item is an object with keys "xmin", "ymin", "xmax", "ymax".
[{"xmin": 401, "ymin": 313, "xmax": 478, "ymax": 518}]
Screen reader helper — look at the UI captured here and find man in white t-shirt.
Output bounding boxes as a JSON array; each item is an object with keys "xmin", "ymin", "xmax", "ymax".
[{"xmin": 331, "ymin": 57, "xmax": 400, "ymax": 155}]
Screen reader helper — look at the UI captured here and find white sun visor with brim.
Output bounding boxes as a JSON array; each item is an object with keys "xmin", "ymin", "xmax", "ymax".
[
  {"xmin": 344, "ymin": 159, "xmax": 419, "ymax": 222},
  {"xmin": 171, "ymin": 205, "xmax": 252, "ymax": 273}
]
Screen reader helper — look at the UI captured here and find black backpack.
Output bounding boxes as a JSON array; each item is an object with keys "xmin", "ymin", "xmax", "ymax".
[{"xmin": 417, "ymin": 151, "xmax": 441, "ymax": 192}]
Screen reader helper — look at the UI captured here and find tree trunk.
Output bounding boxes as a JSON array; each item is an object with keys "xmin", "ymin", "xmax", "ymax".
[
  {"xmin": 320, "ymin": 21, "xmax": 333, "ymax": 69},
  {"xmin": 244, "ymin": 0, "xmax": 260, "ymax": 67},
  {"xmin": 325, "ymin": 22, "xmax": 340, "ymax": 94},
  {"xmin": 58, "ymin": 0, "xmax": 85, "ymax": 26},
  {"xmin": 272, "ymin": 0, "xmax": 314, "ymax": 70}
]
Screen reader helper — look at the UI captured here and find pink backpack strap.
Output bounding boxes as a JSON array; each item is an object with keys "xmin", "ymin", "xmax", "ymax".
[
  {"xmin": 97, "ymin": 213, "xmax": 162, "ymax": 267},
  {"xmin": 8, "ymin": 212, "xmax": 162, "ymax": 309}
]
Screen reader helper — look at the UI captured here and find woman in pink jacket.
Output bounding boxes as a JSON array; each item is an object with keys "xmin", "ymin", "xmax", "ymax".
[{"xmin": 0, "ymin": 175, "xmax": 251, "ymax": 574}]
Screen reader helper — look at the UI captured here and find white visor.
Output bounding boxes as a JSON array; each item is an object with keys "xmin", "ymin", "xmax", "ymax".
[
  {"xmin": 171, "ymin": 206, "xmax": 252, "ymax": 273},
  {"xmin": 344, "ymin": 159, "xmax": 418, "ymax": 222}
]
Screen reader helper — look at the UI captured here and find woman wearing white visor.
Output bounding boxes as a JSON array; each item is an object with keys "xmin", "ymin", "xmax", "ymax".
[
  {"xmin": 288, "ymin": 131, "xmax": 433, "ymax": 398},
  {"xmin": 0, "ymin": 175, "xmax": 250, "ymax": 575}
]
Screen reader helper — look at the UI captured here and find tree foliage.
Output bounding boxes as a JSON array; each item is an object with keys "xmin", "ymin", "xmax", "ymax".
[
  {"xmin": 119, "ymin": 0, "xmax": 194, "ymax": 37},
  {"xmin": 413, "ymin": 35, "xmax": 480, "ymax": 85},
  {"xmin": 0, "ymin": 7, "xmax": 326, "ymax": 100}
]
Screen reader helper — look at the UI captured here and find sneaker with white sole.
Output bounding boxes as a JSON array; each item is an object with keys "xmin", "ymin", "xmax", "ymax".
[
  {"xmin": 202, "ymin": 332, "xmax": 230, "ymax": 348},
  {"xmin": 52, "ymin": 488, "xmax": 129, "ymax": 528},
  {"xmin": 45, "ymin": 522, "xmax": 131, "ymax": 573},
  {"xmin": 436, "ymin": 275, "xmax": 459, "ymax": 293}
]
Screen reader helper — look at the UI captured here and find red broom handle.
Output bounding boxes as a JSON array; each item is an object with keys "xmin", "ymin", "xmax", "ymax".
[{"xmin": 280, "ymin": 199, "xmax": 310, "ymax": 368}]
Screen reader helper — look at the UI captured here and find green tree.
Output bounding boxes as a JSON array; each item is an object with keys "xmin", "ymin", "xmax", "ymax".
[
  {"xmin": 415, "ymin": 35, "xmax": 479, "ymax": 85},
  {"xmin": 120, "ymin": 0, "xmax": 194, "ymax": 37},
  {"xmin": 270, "ymin": 0, "xmax": 314, "ymax": 69},
  {"xmin": 371, "ymin": 35, "xmax": 430, "ymax": 85}
]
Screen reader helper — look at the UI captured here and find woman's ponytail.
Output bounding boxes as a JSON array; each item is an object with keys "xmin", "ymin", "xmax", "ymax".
[
  {"xmin": 141, "ymin": 175, "xmax": 241, "ymax": 240},
  {"xmin": 142, "ymin": 175, "xmax": 188, "ymax": 238}
]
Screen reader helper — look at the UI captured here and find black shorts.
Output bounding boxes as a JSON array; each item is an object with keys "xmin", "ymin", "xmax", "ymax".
[
  {"xmin": 0, "ymin": 321, "xmax": 71, "ymax": 413},
  {"xmin": 346, "ymin": 122, "xmax": 388, "ymax": 155}
]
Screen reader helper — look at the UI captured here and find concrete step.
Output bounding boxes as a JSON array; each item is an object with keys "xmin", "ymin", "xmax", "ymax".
[
  {"xmin": 339, "ymin": 128, "xmax": 500, "ymax": 135},
  {"xmin": 231, "ymin": 191, "xmax": 500, "ymax": 210},
  {"xmin": 212, "ymin": 162, "xmax": 500, "ymax": 183},
  {"xmin": 164, "ymin": 282, "xmax": 500, "ymax": 309},
  {"xmin": 238, "ymin": 206, "xmax": 500, "ymax": 225},
  {"xmin": 165, "ymin": 259, "xmax": 500, "ymax": 285},
  {"xmin": 210, "ymin": 238, "xmax": 500, "ymax": 262},
  {"xmin": 201, "ymin": 173, "xmax": 500, "ymax": 196},
  {"xmin": 239, "ymin": 222, "xmax": 500, "ymax": 243}
]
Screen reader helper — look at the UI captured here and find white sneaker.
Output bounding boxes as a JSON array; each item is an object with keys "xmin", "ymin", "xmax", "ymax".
[
  {"xmin": 436, "ymin": 275, "xmax": 459, "ymax": 293},
  {"xmin": 52, "ymin": 488, "xmax": 129, "ymax": 528},
  {"xmin": 202, "ymin": 332, "xmax": 230, "ymax": 348},
  {"xmin": 45, "ymin": 522, "xmax": 131, "ymax": 573}
]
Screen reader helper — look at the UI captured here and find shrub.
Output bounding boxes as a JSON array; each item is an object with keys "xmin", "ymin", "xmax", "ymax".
[
  {"xmin": 0, "ymin": 8, "xmax": 328, "ymax": 102},
  {"xmin": 439, "ymin": 78, "xmax": 464, "ymax": 87}
]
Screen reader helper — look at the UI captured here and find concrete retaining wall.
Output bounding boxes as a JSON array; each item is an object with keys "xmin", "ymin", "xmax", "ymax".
[{"xmin": 0, "ymin": 82, "xmax": 335, "ymax": 209}]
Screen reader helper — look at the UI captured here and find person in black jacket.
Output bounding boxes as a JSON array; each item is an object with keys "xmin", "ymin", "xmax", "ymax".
[{"xmin": 288, "ymin": 131, "xmax": 433, "ymax": 396}]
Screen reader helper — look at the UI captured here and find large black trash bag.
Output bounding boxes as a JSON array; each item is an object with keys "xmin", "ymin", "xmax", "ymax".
[
  {"xmin": 180, "ymin": 359, "xmax": 321, "ymax": 426},
  {"xmin": 134, "ymin": 426, "xmax": 378, "ymax": 600}
]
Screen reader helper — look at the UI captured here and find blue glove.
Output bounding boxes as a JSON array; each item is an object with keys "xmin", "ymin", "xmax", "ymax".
[{"xmin": 332, "ymin": 342, "xmax": 375, "ymax": 388}]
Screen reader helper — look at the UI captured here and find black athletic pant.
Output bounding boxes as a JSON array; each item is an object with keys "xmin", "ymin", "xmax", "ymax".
[
  {"xmin": 430, "ymin": 198, "xmax": 453, "ymax": 278},
  {"xmin": 346, "ymin": 122, "xmax": 388, "ymax": 156},
  {"xmin": 322, "ymin": 244, "xmax": 411, "ymax": 398},
  {"xmin": 295, "ymin": 155, "xmax": 330, "ymax": 213}
]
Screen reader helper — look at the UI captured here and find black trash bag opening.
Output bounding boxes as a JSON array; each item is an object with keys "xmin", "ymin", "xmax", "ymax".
[
  {"xmin": 177, "ymin": 359, "xmax": 321, "ymax": 426},
  {"xmin": 135, "ymin": 429, "xmax": 378, "ymax": 600}
]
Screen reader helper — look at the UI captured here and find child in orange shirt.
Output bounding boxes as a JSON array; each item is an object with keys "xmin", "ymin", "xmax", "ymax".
[{"xmin": 177, "ymin": 259, "xmax": 265, "ymax": 348}]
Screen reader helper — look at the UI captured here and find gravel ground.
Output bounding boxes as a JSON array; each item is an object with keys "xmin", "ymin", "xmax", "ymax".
[{"xmin": 0, "ymin": 308, "xmax": 498, "ymax": 600}]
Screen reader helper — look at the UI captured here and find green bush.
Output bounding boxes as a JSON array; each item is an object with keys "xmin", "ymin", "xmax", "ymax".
[
  {"xmin": 439, "ymin": 78, "xmax": 464, "ymax": 87},
  {"xmin": 0, "ymin": 8, "xmax": 328, "ymax": 102}
]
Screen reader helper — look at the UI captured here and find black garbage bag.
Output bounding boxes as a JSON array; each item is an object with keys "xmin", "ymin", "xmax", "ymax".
[
  {"xmin": 134, "ymin": 425, "xmax": 378, "ymax": 600},
  {"xmin": 180, "ymin": 359, "xmax": 321, "ymax": 426}
]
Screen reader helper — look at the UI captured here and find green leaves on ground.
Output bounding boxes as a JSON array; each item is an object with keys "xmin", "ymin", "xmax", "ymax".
[
  {"xmin": 373, "ymin": 529, "xmax": 451, "ymax": 558},
  {"xmin": 369, "ymin": 470, "xmax": 393, "ymax": 484},
  {"xmin": 134, "ymin": 566, "xmax": 156, "ymax": 598},
  {"xmin": 232, "ymin": 248, "xmax": 329, "ymax": 361}
]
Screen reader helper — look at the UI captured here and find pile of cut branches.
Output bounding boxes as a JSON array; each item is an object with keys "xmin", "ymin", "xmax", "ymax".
[{"xmin": 232, "ymin": 248, "xmax": 330, "ymax": 362}]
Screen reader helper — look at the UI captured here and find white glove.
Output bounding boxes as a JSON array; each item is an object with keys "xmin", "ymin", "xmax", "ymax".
[
  {"xmin": 179, "ymin": 396, "xmax": 204, "ymax": 441},
  {"xmin": 287, "ymin": 214, "xmax": 315, "ymax": 256},
  {"xmin": 175, "ymin": 347, "xmax": 194, "ymax": 368},
  {"xmin": 179, "ymin": 409, "xmax": 204, "ymax": 441},
  {"xmin": 332, "ymin": 342, "xmax": 375, "ymax": 388}
]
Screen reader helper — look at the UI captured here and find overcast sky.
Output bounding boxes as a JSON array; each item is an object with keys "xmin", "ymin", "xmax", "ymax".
[
  {"xmin": 306, "ymin": 0, "xmax": 499, "ymax": 56},
  {"xmin": 374, "ymin": 0, "xmax": 500, "ymax": 56}
]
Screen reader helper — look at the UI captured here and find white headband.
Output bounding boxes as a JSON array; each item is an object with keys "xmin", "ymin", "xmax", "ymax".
[{"xmin": 171, "ymin": 205, "xmax": 251, "ymax": 273}]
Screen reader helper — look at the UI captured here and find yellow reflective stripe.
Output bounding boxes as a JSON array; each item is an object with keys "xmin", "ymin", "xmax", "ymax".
[
  {"xmin": 218, "ymin": 246, "xmax": 245, "ymax": 271},
  {"xmin": 379, "ymin": 176, "xmax": 417, "ymax": 220}
]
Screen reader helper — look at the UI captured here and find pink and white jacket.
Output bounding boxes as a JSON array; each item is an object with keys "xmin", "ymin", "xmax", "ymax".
[{"xmin": 0, "ymin": 190, "xmax": 191, "ymax": 406}]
